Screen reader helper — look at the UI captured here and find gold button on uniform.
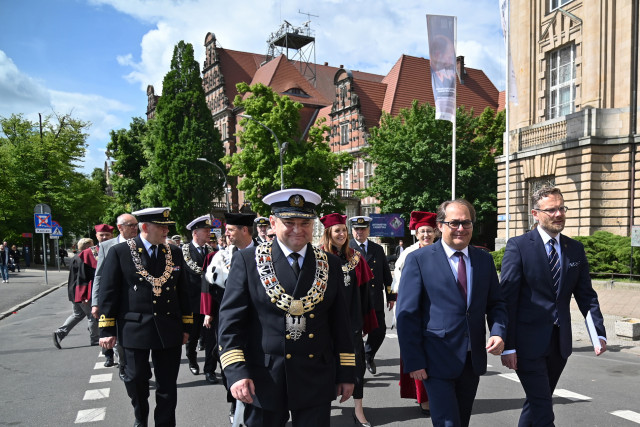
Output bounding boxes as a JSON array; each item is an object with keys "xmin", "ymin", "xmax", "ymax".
[
  {"xmin": 308, "ymin": 333, "xmax": 314, "ymax": 338},
  {"xmin": 286, "ymin": 334, "xmax": 291, "ymax": 340},
  {"xmin": 309, "ymin": 314, "xmax": 315, "ymax": 319},
  {"xmin": 286, "ymin": 354, "xmax": 292, "ymax": 359},
  {"xmin": 308, "ymin": 354, "xmax": 314, "ymax": 359},
  {"xmin": 153, "ymin": 300, "xmax": 156, "ymax": 304}
]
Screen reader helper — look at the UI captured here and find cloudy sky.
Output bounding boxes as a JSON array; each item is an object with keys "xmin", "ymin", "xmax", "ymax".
[{"xmin": 0, "ymin": 0, "xmax": 507, "ymax": 173}]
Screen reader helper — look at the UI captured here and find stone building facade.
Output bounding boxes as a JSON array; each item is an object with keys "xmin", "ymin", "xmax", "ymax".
[{"xmin": 496, "ymin": 0, "xmax": 639, "ymax": 246}]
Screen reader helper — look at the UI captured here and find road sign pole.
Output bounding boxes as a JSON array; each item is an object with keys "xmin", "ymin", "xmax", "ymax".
[{"xmin": 35, "ymin": 204, "xmax": 51, "ymax": 286}]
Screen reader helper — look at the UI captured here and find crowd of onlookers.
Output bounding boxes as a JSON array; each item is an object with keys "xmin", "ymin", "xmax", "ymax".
[{"xmin": 0, "ymin": 240, "xmax": 23, "ymax": 282}]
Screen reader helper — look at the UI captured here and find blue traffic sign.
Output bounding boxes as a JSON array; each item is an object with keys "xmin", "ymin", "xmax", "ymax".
[
  {"xmin": 51, "ymin": 220, "xmax": 63, "ymax": 237},
  {"xmin": 35, "ymin": 213, "xmax": 52, "ymax": 233}
]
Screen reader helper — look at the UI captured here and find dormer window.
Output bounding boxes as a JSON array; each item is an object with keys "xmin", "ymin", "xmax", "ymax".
[{"xmin": 283, "ymin": 87, "xmax": 310, "ymax": 98}]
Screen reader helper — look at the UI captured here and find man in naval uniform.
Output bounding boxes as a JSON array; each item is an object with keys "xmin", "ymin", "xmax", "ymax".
[
  {"xmin": 181, "ymin": 214, "xmax": 212, "ymax": 379},
  {"xmin": 349, "ymin": 216, "xmax": 395, "ymax": 375},
  {"xmin": 253, "ymin": 216, "xmax": 270, "ymax": 244},
  {"xmin": 201, "ymin": 212, "xmax": 256, "ymax": 421},
  {"xmin": 218, "ymin": 189, "xmax": 355, "ymax": 427},
  {"xmin": 98, "ymin": 207, "xmax": 193, "ymax": 427}
]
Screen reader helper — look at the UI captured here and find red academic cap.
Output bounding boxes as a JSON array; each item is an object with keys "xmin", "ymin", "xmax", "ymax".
[
  {"xmin": 409, "ymin": 211, "xmax": 437, "ymax": 231},
  {"xmin": 94, "ymin": 224, "xmax": 114, "ymax": 233},
  {"xmin": 319, "ymin": 213, "xmax": 347, "ymax": 229}
]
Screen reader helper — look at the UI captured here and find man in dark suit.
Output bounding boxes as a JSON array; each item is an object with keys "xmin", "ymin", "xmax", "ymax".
[
  {"xmin": 254, "ymin": 216, "xmax": 270, "ymax": 244},
  {"xmin": 92, "ymin": 214, "xmax": 138, "ymax": 373},
  {"xmin": 218, "ymin": 189, "xmax": 355, "ymax": 427},
  {"xmin": 395, "ymin": 240, "xmax": 405, "ymax": 257},
  {"xmin": 349, "ymin": 216, "xmax": 394, "ymax": 375},
  {"xmin": 98, "ymin": 207, "xmax": 193, "ymax": 427},
  {"xmin": 181, "ymin": 214, "xmax": 213, "ymax": 380},
  {"xmin": 500, "ymin": 186, "xmax": 606, "ymax": 427},
  {"xmin": 397, "ymin": 199, "xmax": 507, "ymax": 427}
]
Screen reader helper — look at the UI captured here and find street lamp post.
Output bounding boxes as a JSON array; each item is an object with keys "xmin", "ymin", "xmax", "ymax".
[
  {"xmin": 196, "ymin": 157, "xmax": 230, "ymax": 212},
  {"xmin": 238, "ymin": 114, "xmax": 286, "ymax": 190}
]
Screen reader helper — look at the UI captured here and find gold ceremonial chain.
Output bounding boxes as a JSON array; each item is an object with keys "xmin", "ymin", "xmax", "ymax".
[
  {"xmin": 128, "ymin": 239, "xmax": 174, "ymax": 297},
  {"xmin": 255, "ymin": 241, "xmax": 329, "ymax": 340},
  {"xmin": 341, "ymin": 250, "xmax": 360, "ymax": 286},
  {"xmin": 181, "ymin": 243, "xmax": 211, "ymax": 274}
]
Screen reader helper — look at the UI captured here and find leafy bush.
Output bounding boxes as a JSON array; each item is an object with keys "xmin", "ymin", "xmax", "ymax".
[{"xmin": 491, "ymin": 231, "xmax": 639, "ymax": 275}]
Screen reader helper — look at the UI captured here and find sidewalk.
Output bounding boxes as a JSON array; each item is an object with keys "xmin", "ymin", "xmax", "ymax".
[{"xmin": 0, "ymin": 263, "xmax": 69, "ymax": 320}]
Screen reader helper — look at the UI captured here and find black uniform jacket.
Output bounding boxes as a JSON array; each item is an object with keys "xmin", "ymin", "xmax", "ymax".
[
  {"xmin": 350, "ymin": 239, "xmax": 395, "ymax": 310},
  {"xmin": 218, "ymin": 240, "xmax": 355, "ymax": 411},
  {"xmin": 182, "ymin": 242, "xmax": 208, "ymax": 314},
  {"xmin": 98, "ymin": 236, "xmax": 193, "ymax": 349}
]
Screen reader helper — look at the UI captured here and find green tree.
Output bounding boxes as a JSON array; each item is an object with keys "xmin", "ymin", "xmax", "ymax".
[
  {"xmin": 0, "ymin": 113, "xmax": 107, "ymax": 259},
  {"xmin": 140, "ymin": 41, "xmax": 224, "ymax": 234},
  {"xmin": 104, "ymin": 117, "xmax": 148, "ymax": 221},
  {"xmin": 363, "ymin": 101, "xmax": 504, "ymax": 247},
  {"xmin": 228, "ymin": 82, "xmax": 352, "ymax": 215}
]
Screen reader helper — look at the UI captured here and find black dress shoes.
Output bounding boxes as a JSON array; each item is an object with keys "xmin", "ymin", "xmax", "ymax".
[
  {"xmin": 119, "ymin": 364, "xmax": 126, "ymax": 381},
  {"xmin": 52, "ymin": 332, "xmax": 62, "ymax": 349},
  {"xmin": 352, "ymin": 411, "xmax": 373, "ymax": 426},
  {"xmin": 104, "ymin": 356, "xmax": 115, "ymax": 367},
  {"xmin": 188, "ymin": 359, "xmax": 200, "ymax": 375},
  {"xmin": 229, "ymin": 401, "xmax": 236, "ymax": 424},
  {"xmin": 133, "ymin": 419, "xmax": 147, "ymax": 427},
  {"xmin": 205, "ymin": 372, "xmax": 219, "ymax": 384},
  {"xmin": 365, "ymin": 358, "xmax": 376, "ymax": 375}
]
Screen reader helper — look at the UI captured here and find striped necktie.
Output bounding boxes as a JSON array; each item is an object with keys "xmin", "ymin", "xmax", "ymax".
[{"xmin": 548, "ymin": 238, "xmax": 560, "ymax": 297}]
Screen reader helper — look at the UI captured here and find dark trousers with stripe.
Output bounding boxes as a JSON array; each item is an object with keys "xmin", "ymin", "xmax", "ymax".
[{"xmin": 123, "ymin": 346, "xmax": 182, "ymax": 427}]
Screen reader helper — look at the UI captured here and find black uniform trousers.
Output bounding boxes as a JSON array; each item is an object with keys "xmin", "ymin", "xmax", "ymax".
[
  {"xmin": 185, "ymin": 313, "xmax": 204, "ymax": 361},
  {"xmin": 515, "ymin": 326, "xmax": 567, "ymax": 427},
  {"xmin": 244, "ymin": 401, "xmax": 331, "ymax": 427},
  {"xmin": 123, "ymin": 345, "xmax": 182, "ymax": 427},
  {"xmin": 365, "ymin": 309, "xmax": 386, "ymax": 361}
]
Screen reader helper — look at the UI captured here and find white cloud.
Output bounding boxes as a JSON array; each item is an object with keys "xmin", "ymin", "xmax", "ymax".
[
  {"xmin": 92, "ymin": 0, "xmax": 508, "ymax": 94},
  {"xmin": 0, "ymin": 50, "xmax": 52, "ymax": 118}
]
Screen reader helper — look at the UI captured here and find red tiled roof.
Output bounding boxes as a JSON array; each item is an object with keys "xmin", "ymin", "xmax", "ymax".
[
  {"xmin": 218, "ymin": 48, "xmax": 265, "ymax": 104},
  {"xmin": 497, "ymin": 91, "xmax": 506, "ymax": 112},
  {"xmin": 351, "ymin": 79, "xmax": 387, "ymax": 129}
]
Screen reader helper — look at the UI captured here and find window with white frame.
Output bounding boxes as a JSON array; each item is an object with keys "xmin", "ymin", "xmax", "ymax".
[
  {"xmin": 363, "ymin": 161, "xmax": 373, "ymax": 188},
  {"xmin": 343, "ymin": 167, "xmax": 350, "ymax": 189},
  {"xmin": 547, "ymin": 44, "xmax": 576, "ymax": 119},
  {"xmin": 340, "ymin": 123, "xmax": 349, "ymax": 145},
  {"xmin": 549, "ymin": 0, "xmax": 573, "ymax": 12}
]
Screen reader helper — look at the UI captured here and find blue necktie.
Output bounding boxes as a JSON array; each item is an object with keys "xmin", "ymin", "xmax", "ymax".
[
  {"xmin": 290, "ymin": 253, "xmax": 301, "ymax": 278},
  {"xmin": 548, "ymin": 238, "xmax": 560, "ymax": 325}
]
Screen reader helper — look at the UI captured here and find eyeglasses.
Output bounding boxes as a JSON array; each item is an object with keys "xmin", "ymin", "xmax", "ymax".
[
  {"xmin": 534, "ymin": 206, "xmax": 568, "ymax": 215},
  {"xmin": 267, "ymin": 234, "xmax": 276, "ymax": 239},
  {"xmin": 121, "ymin": 223, "xmax": 138, "ymax": 228},
  {"xmin": 440, "ymin": 220, "xmax": 474, "ymax": 230},
  {"xmin": 417, "ymin": 229, "xmax": 435, "ymax": 235}
]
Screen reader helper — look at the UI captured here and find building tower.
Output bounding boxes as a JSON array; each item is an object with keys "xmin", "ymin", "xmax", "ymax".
[{"xmin": 265, "ymin": 18, "xmax": 317, "ymax": 86}]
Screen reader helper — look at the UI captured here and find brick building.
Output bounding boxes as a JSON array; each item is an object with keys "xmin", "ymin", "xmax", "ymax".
[
  {"xmin": 496, "ymin": 0, "xmax": 639, "ymax": 247},
  {"xmin": 147, "ymin": 29, "xmax": 503, "ymax": 216}
]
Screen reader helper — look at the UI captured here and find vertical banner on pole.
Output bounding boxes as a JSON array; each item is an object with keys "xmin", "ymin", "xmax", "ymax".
[
  {"xmin": 426, "ymin": 15, "xmax": 457, "ymax": 122},
  {"xmin": 499, "ymin": 0, "xmax": 518, "ymax": 105}
]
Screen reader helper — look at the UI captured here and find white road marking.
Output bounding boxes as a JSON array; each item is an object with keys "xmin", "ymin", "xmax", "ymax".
[
  {"xmin": 386, "ymin": 333, "xmax": 397, "ymax": 338},
  {"xmin": 74, "ymin": 407, "xmax": 106, "ymax": 423},
  {"xmin": 487, "ymin": 364, "xmax": 493, "ymax": 368},
  {"xmin": 83, "ymin": 388, "xmax": 110, "ymax": 400},
  {"xmin": 552, "ymin": 389, "xmax": 591, "ymax": 401},
  {"xmin": 89, "ymin": 373, "xmax": 113, "ymax": 383},
  {"xmin": 611, "ymin": 410, "xmax": 640, "ymax": 424},
  {"xmin": 93, "ymin": 362, "xmax": 109, "ymax": 370},
  {"xmin": 498, "ymin": 373, "xmax": 520, "ymax": 382}
]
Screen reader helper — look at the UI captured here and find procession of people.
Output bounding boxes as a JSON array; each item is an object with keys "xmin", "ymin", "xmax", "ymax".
[{"xmin": 43, "ymin": 184, "xmax": 609, "ymax": 427}]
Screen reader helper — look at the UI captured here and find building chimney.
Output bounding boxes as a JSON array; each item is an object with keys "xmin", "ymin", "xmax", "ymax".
[
  {"xmin": 456, "ymin": 56, "xmax": 465, "ymax": 85},
  {"xmin": 340, "ymin": 65, "xmax": 343, "ymax": 69},
  {"xmin": 324, "ymin": 62, "xmax": 328, "ymax": 66}
]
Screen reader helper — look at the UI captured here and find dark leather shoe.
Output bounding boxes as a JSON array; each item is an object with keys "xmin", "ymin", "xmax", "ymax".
[
  {"xmin": 52, "ymin": 332, "xmax": 62, "ymax": 349},
  {"xmin": 104, "ymin": 356, "xmax": 115, "ymax": 367},
  {"xmin": 189, "ymin": 360, "xmax": 200, "ymax": 375},
  {"xmin": 365, "ymin": 358, "xmax": 376, "ymax": 374},
  {"xmin": 205, "ymin": 372, "xmax": 219, "ymax": 384},
  {"xmin": 119, "ymin": 365, "xmax": 126, "ymax": 381},
  {"xmin": 352, "ymin": 411, "xmax": 373, "ymax": 426},
  {"xmin": 133, "ymin": 419, "xmax": 147, "ymax": 427}
]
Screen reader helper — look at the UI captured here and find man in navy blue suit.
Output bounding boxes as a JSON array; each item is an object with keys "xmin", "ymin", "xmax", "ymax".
[
  {"xmin": 397, "ymin": 199, "xmax": 507, "ymax": 427},
  {"xmin": 500, "ymin": 186, "xmax": 606, "ymax": 426}
]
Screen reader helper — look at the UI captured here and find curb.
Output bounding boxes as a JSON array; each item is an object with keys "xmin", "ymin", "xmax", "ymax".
[{"xmin": 0, "ymin": 281, "xmax": 67, "ymax": 321}]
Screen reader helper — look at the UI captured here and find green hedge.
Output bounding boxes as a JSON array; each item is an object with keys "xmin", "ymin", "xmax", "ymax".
[{"xmin": 491, "ymin": 231, "xmax": 639, "ymax": 275}]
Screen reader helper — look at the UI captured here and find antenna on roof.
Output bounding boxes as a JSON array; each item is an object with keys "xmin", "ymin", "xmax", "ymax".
[
  {"xmin": 265, "ymin": 16, "xmax": 318, "ymax": 87},
  {"xmin": 299, "ymin": 9, "xmax": 319, "ymax": 22}
]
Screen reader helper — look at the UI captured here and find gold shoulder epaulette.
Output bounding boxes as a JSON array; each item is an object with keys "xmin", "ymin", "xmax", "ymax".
[
  {"xmin": 220, "ymin": 349, "xmax": 246, "ymax": 369},
  {"xmin": 182, "ymin": 314, "xmax": 194, "ymax": 324},
  {"xmin": 98, "ymin": 314, "xmax": 115, "ymax": 328},
  {"xmin": 339, "ymin": 352, "xmax": 356, "ymax": 366}
]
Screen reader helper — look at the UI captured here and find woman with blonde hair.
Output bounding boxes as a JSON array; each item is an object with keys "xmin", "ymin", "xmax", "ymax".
[
  {"xmin": 392, "ymin": 211, "xmax": 438, "ymax": 416},
  {"xmin": 319, "ymin": 213, "xmax": 377, "ymax": 427}
]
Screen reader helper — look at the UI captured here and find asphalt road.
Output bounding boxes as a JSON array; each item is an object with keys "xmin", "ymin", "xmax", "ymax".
[{"xmin": 1, "ymin": 285, "xmax": 639, "ymax": 426}]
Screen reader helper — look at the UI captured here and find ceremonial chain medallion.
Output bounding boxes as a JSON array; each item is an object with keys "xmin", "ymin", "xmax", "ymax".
[
  {"xmin": 128, "ymin": 239, "xmax": 174, "ymax": 297},
  {"xmin": 255, "ymin": 241, "xmax": 329, "ymax": 341},
  {"xmin": 341, "ymin": 250, "xmax": 360, "ymax": 286},
  {"xmin": 182, "ymin": 243, "xmax": 211, "ymax": 274}
]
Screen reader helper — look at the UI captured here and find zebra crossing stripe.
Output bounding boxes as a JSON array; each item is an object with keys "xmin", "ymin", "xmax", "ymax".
[
  {"xmin": 611, "ymin": 410, "xmax": 640, "ymax": 424},
  {"xmin": 89, "ymin": 373, "xmax": 113, "ymax": 383},
  {"xmin": 83, "ymin": 388, "xmax": 110, "ymax": 400},
  {"xmin": 74, "ymin": 407, "xmax": 106, "ymax": 423},
  {"xmin": 552, "ymin": 389, "xmax": 591, "ymax": 401},
  {"xmin": 498, "ymin": 372, "xmax": 520, "ymax": 382}
]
